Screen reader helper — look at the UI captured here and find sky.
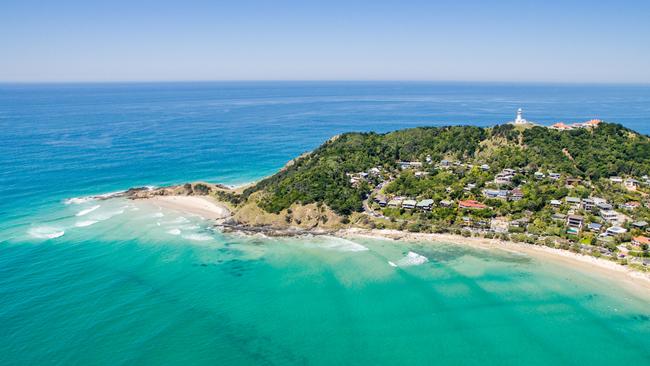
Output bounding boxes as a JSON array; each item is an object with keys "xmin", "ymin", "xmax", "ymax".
[{"xmin": 1, "ymin": 0, "xmax": 649, "ymax": 83}]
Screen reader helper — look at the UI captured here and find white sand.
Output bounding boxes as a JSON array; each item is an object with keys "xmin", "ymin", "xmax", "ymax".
[{"xmin": 148, "ymin": 196, "xmax": 230, "ymax": 220}]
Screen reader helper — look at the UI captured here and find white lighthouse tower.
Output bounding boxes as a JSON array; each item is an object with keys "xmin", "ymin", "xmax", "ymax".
[{"xmin": 514, "ymin": 108, "xmax": 527, "ymax": 124}]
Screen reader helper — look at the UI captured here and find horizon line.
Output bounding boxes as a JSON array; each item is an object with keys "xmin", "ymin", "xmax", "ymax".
[{"xmin": 2, "ymin": 79, "xmax": 650, "ymax": 87}]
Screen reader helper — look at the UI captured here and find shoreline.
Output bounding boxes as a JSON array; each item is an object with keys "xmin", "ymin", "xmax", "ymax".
[
  {"xmin": 337, "ymin": 228, "xmax": 650, "ymax": 293},
  {"xmin": 134, "ymin": 194, "xmax": 650, "ymax": 294}
]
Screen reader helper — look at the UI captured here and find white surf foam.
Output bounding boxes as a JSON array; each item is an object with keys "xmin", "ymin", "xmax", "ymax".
[
  {"xmin": 396, "ymin": 251, "xmax": 428, "ymax": 266},
  {"xmin": 64, "ymin": 197, "xmax": 95, "ymax": 205},
  {"xmin": 314, "ymin": 237, "xmax": 369, "ymax": 252},
  {"xmin": 75, "ymin": 220, "xmax": 98, "ymax": 227},
  {"xmin": 166, "ymin": 228, "xmax": 182, "ymax": 235},
  {"xmin": 388, "ymin": 261, "xmax": 397, "ymax": 267},
  {"xmin": 152, "ymin": 212, "xmax": 165, "ymax": 218},
  {"xmin": 76, "ymin": 205, "xmax": 100, "ymax": 217},
  {"xmin": 182, "ymin": 233, "xmax": 213, "ymax": 241},
  {"xmin": 28, "ymin": 226, "xmax": 65, "ymax": 239},
  {"xmin": 92, "ymin": 209, "xmax": 125, "ymax": 221}
]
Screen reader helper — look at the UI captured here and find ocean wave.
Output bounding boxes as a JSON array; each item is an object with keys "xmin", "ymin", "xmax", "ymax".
[
  {"xmin": 396, "ymin": 251, "xmax": 428, "ymax": 266},
  {"xmin": 152, "ymin": 212, "xmax": 165, "ymax": 218},
  {"xmin": 76, "ymin": 205, "xmax": 100, "ymax": 217},
  {"xmin": 313, "ymin": 237, "xmax": 369, "ymax": 252},
  {"xmin": 75, "ymin": 220, "xmax": 98, "ymax": 227},
  {"xmin": 166, "ymin": 228, "xmax": 182, "ymax": 235},
  {"xmin": 165, "ymin": 217, "xmax": 189, "ymax": 224},
  {"xmin": 28, "ymin": 226, "xmax": 65, "ymax": 239},
  {"xmin": 182, "ymin": 233, "xmax": 213, "ymax": 241},
  {"xmin": 64, "ymin": 197, "xmax": 96, "ymax": 205}
]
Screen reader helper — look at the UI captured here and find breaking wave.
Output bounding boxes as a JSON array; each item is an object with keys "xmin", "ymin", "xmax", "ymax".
[
  {"xmin": 76, "ymin": 205, "xmax": 100, "ymax": 217},
  {"xmin": 396, "ymin": 251, "xmax": 428, "ymax": 266},
  {"xmin": 75, "ymin": 220, "xmax": 98, "ymax": 227},
  {"xmin": 28, "ymin": 226, "xmax": 65, "ymax": 239},
  {"xmin": 182, "ymin": 233, "xmax": 213, "ymax": 241}
]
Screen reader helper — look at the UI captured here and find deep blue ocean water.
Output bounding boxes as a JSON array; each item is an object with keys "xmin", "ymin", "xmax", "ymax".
[{"xmin": 1, "ymin": 82, "xmax": 650, "ymax": 365}]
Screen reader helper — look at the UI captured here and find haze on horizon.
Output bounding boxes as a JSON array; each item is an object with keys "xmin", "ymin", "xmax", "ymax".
[{"xmin": 2, "ymin": 0, "xmax": 649, "ymax": 84}]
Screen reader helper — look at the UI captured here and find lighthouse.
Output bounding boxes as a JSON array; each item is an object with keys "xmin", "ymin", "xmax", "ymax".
[{"xmin": 514, "ymin": 108, "xmax": 527, "ymax": 124}]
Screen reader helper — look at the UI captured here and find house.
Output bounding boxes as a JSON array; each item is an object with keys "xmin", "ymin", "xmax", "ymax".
[
  {"xmin": 510, "ymin": 188, "xmax": 524, "ymax": 201},
  {"xmin": 440, "ymin": 159, "xmax": 451, "ymax": 167},
  {"xmin": 398, "ymin": 161, "xmax": 423, "ymax": 170},
  {"xmin": 480, "ymin": 164, "xmax": 490, "ymax": 171},
  {"xmin": 548, "ymin": 172, "xmax": 561, "ymax": 180},
  {"xmin": 387, "ymin": 199, "xmax": 402, "ymax": 208},
  {"xmin": 624, "ymin": 178, "xmax": 640, "ymax": 190},
  {"xmin": 402, "ymin": 199, "xmax": 417, "ymax": 209},
  {"xmin": 632, "ymin": 221, "xmax": 649, "ymax": 229},
  {"xmin": 600, "ymin": 210, "xmax": 620, "ymax": 223},
  {"xmin": 414, "ymin": 171, "xmax": 428, "ymax": 178},
  {"xmin": 596, "ymin": 201, "xmax": 613, "ymax": 210},
  {"xmin": 606, "ymin": 226, "xmax": 628, "ymax": 236},
  {"xmin": 588, "ymin": 222, "xmax": 603, "ymax": 232},
  {"xmin": 494, "ymin": 173, "xmax": 514, "ymax": 185},
  {"xmin": 416, "ymin": 199, "xmax": 434, "ymax": 211},
  {"xmin": 534, "ymin": 172, "xmax": 546, "ymax": 180},
  {"xmin": 565, "ymin": 197, "xmax": 581, "ymax": 208},
  {"xmin": 458, "ymin": 200, "xmax": 488, "ymax": 210},
  {"xmin": 584, "ymin": 119, "xmax": 602, "ymax": 128},
  {"xmin": 632, "ymin": 236, "xmax": 650, "ymax": 248},
  {"xmin": 621, "ymin": 201, "xmax": 641, "ymax": 210},
  {"xmin": 368, "ymin": 167, "xmax": 382, "ymax": 176},
  {"xmin": 490, "ymin": 218, "xmax": 509, "ymax": 233},
  {"xmin": 439, "ymin": 200, "xmax": 453, "ymax": 208},
  {"xmin": 609, "ymin": 176, "xmax": 623, "ymax": 184},
  {"xmin": 510, "ymin": 217, "xmax": 530, "ymax": 228},
  {"xmin": 581, "ymin": 198, "xmax": 595, "ymax": 211},
  {"xmin": 549, "ymin": 199, "xmax": 562, "ymax": 208},
  {"xmin": 483, "ymin": 189, "xmax": 508, "ymax": 200},
  {"xmin": 566, "ymin": 215, "xmax": 584, "ymax": 230},
  {"xmin": 550, "ymin": 122, "xmax": 573, "ymax": 130},
  {"xmin": 552, "ymin": 213, "xmax": 567, "ymax": 221},
  {"xmin": 464, "ymin": 183, "xmax": 477, "ymax": 192},
  {"xmin": 376, "ymin": 199, "xmax": 387, "ymax": 207}
]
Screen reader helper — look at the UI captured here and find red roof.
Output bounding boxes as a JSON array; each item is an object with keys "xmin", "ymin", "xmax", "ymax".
[
  {"xmin": 584, "ymin": 119, "xmax": 602, "ymax": 126},
  {"xmin": 632, "ymin": 236, "xmax": 650, "ymax": 246},
  {"xmin": 551, "ymin": 122, "xmax": 573, "ymax": 130},
  {"xmin": 625, "ymin": 201, "xmax": 641, "ymax": 207},
  {"xmin": 459, "ymin": 200, "xmax": 488, "ymax": 209}
]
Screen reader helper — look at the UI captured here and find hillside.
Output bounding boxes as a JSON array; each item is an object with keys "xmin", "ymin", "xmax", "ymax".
[{"xmin": 234, "ymin": 122, "xmax": 650, "ymax": 216}]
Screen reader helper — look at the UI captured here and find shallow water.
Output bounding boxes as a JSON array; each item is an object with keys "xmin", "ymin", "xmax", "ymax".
[{"xmin": 1, "ymin": 82, "xmax": 650, "ymax": 365}]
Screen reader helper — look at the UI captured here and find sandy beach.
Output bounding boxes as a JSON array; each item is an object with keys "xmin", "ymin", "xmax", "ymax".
[
  {"xmin": 339, "ymin": 228, "xmax": 650, "ymax": 294},
  {"xmin": 147, "ymin": 196, "xmax": 231, "ymax": 220}
]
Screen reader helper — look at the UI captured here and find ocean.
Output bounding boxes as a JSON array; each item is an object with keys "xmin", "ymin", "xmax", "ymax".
[{"xmin": 1, "ymin": 82, "xmax": 649, "ymax": 365}]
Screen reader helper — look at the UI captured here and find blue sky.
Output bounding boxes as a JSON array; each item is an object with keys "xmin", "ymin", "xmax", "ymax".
[{"xmin": 1, "ymin": 0, "xmax": 649, "ymax": 83}]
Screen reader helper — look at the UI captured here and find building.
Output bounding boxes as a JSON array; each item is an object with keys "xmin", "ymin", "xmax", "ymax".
[
  {"xmin": 550, "ymin": 122, "xmax": 573, "ymax": 130},
  {"xmin": 609, "ymin": 176, "xmax": 623, "ymax": 184},
  {"xmin": 439, "ymin": 200, "xmax": 453, "ymax": 208},
  {"xmin": 624, "ymin": 179, "xmax": 640, "ymax": 190},
  {"xmin": 416, "ymin": 199, "xmax": 434, "ymax": 211},
  {"xmin": 600, "ymin": 210, "xmax": 620, "ymax": 223},
  {"xmin": 484, "ymin": 189, "xmax": 508, "ymax": 200},
  {"xmin": 550, "ymin": 199, "xmax": 562, "ymax": 208},
  {"xmin": 606, "ymin": 226, "xmax": 628, "ymax": 236},
  {"xmin": 387, "ymin": 199, "xmax": 402, "ymax": 208},
  {"xmin": 458, "ymin": 200, "xmax": 488, "ymax": 210},
  {"xmin": 534, "ymin": 171, "xmax": 546, "ymax": 180},
  {"xmin": 632, "ymin": 236, "xmax": 650, "ymax": 248},
  {"xmin": 581, "ymin": 198, "xmax": 595, "ymax": 211},
  {"xmin": 565, "ymin": 197, "xmax": 581, "ymax": 208},
  {"xmin": 548, "ymin": 172, "xmax": 561, "ymax": 180},
  {"xmin": 622, "ymin": 201, "xmax": 641, "ymax": 210},
  {"xmin": 512, "ymin": 108, "xmax": 529, "ymax": 124},
  {"xmin": 510, "ymin": 188, "xmax": 524, "ymax": 201},
  {"xmin": 402, "ymin": 199, "xmax": 417, "ymax": 209},
  {"xmin": 588, "ymin": 222, "xmax": 603, "ymax": 232},
  {"xmin": 632, "ymin": 221, "xmax": 648, "ymax": 229},
  {"xmin": 566, "ymin": 215, "xmax": 584, "ymax": 231},
  {"xmin": 480, "ymin": 164, "xmax": 490, "ymax": 171},
  {"xmin": 565, "ymin": 178, "xmax": 581, "ymax": 187},
  {"xmin": 398, "ymin": 161, "xmax": 423, "ymax": 170}
]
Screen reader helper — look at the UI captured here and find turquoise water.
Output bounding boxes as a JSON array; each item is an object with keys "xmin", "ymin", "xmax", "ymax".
[{"xmin": 1, "ymin": 82, "xmax": 650, "ymax": 365}]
